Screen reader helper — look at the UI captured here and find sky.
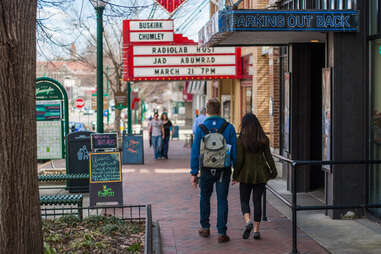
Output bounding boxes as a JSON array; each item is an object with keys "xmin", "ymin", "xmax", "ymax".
[{"xmin": 37, "ymin": 0, "xmax": 211, "ymax": 60}]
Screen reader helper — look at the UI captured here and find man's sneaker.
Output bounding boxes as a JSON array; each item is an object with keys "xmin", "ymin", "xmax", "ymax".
[
  {"xmin": 242, "ymin": 222, "xmax": 253, "ymax": 239},
  {"xmin": 218, "ymin": 234, "xmax": 230, "ymax": 243},
  {"xmin": 253, "ymin": 231, "xmax": 261, "ymax": 240},
  {"xmin": 198, "ymin": 228, "xmax": 210, "ymax": 238}
]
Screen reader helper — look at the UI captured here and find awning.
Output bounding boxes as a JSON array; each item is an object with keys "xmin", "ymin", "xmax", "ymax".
[
  {"xmin": 199, "ymin": 9, "xmax": 359, "ymax": 47},
  {"xmin": 187, "ymin": 81, "xmax": 206, "ymax": 95}
]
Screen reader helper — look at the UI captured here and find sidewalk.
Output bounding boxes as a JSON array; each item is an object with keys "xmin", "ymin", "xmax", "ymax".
[{"xmin": 122, "ymin": 139, "xmax": 328, "ymax": 254}]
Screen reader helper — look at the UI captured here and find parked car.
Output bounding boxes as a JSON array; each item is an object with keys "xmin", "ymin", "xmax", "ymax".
[
  {"xmin": 69, "ymin": 122, "xmax": 86, "ymax": 132},
  {"xmin": 83, "ymin": 109, "xmax": 95, "ymax": 115}
]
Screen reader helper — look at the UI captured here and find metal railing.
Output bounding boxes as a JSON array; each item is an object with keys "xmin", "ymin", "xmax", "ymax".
[
  {"xmin": 41, "ymin": 204, "xmax": 146, "ymax": 222},
  {"xmin": 263, "ymin": 154, "xmax": 381, "ymax": 254}
]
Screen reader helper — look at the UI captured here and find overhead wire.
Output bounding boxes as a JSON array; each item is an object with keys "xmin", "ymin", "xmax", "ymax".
[{"xmin": 175, "ymin": 0, "xmax": 208, "ymax": 33}]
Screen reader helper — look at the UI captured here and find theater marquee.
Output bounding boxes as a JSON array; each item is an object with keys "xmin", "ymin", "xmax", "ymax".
[{"xmin": 123, "ymin": 19, "xmax": 241, "ymax": 81}]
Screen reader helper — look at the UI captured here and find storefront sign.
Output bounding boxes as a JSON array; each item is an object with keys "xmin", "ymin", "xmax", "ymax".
[
  {"xmin": 199, "ymin": 10, "xmax": 359, "ymax": 45},
  {"xmin": 114, "ymin": 91, "xmax": 128, "ymax": 109}
]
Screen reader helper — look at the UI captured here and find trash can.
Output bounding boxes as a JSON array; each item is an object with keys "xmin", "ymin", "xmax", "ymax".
[{"xmin": 67, "ymin": 131, "xmax": 93, "ymax": 193}]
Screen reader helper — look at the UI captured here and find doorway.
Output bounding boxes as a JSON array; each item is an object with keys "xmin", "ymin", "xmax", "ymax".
[{"xmin": 282, "ymin": 43, "xmax": 325, "ymax": 192}]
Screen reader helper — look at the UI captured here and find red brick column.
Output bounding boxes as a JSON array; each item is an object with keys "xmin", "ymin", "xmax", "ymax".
[{"xmin": 269, "ymin": 47, "xmax": 280, "ymax": 149}]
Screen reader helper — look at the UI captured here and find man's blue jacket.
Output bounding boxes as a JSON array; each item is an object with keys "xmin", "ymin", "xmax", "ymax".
[{"xmin": 190, "ymin": 116, "xmax": 237, "ymax": 175}]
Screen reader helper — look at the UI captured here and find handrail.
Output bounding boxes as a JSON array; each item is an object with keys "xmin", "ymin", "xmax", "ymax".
[{"xmin": 265, "ymin": 153, "xmax": 381, "ymax": 254}]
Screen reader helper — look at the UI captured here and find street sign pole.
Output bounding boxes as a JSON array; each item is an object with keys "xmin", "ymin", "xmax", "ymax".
[
  {"xmin": 127, "ymin": 82, "xmax": 132, "ymax": 134},
  {"xmin": 106, "ymin": 66, "xmax": 110, "ymax": 126},
  {"xmin": 96, "ymin": 6, "xmax": 104, "ymax": 133}
]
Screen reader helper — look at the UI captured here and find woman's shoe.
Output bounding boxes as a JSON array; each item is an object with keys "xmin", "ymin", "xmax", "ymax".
[
  {"xmin": 242, "ymin": 222, "xmax": 253, "ymax": 239},
  {"xmin": 253, "ymin": 231, "xmax": 261, "ymax": 240}
]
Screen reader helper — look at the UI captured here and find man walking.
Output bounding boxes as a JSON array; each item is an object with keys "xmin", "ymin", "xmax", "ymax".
[
  {"xmin": 190, "ymin": 98, "xmax": 237, "ymax": 243},
  {"xmin": 150, "ymin": 112, "xmax": 164, "ymax": 160}
]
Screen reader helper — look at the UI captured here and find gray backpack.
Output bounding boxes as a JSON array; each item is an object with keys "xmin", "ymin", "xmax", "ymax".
[{"xmin": 199, "ymin": 122, "xmax": 229, "ymax": 170}]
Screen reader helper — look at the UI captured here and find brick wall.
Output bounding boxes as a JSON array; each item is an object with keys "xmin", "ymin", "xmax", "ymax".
[
  {"xmin": 252, "ymin": 47, "xmax": 270, "ymax": 135},
  {"xmin": 269, "ymin": 47, "xmax": 281, "ymax": 149}
]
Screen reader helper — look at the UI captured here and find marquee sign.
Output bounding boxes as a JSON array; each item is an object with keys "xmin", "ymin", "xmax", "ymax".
[
  {"xmin": 123, "ymin": 19, "xmax": 241, "ymax": 81},
  {"xmin": 125, "ymin": 45, "xmax": 240, "ymax": 81},
  {"xmin": 124, "ymin": 20, "xmax": 174, "ymax": 43},
  {"xmin": 153, "ymin": 0, "xmax": 189, "ymax": 15}
]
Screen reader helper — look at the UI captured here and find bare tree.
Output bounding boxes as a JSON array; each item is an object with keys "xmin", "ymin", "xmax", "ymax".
[
  {"xmin": 63, "ymin": 12, "xmax": 141, "ymax": 132},
  {"xmin": 0, "ymin": 0, "xmax": 43, "ymax": 253}
]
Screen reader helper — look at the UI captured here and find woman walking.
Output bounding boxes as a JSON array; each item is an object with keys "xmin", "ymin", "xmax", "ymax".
[
  {"xmin": 160, "ymin": 113, "xmax": 173, "ymax": 159},
  {"xmin": 232, "ymin": 113, "xmax": 277, "ymax": 240}
]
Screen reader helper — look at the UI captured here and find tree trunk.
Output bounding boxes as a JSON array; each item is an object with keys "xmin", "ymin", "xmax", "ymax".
[
  {"xmin": 0, "ymin": 1, "xmax": 43, "ymax": 253},
  {"xmin": 114, "ymin": 109, "xmax": 122, "ymax": 133}
]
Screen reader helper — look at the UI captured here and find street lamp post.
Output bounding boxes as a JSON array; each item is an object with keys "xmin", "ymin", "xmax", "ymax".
[{"xmin": 90, "ymin": 0, "xmax": 108, "ymax": 133}]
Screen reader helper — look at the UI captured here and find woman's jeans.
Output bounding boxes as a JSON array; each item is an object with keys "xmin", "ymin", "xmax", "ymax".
[
  {"xmin": 239, "ymin": 183, "xmax": 266, "ymax": 222},
  {"xmin": 161, "ymin": 136, "xmax": 170, "ymax": 158},
  {"xmin": 151, "ymin": 135, "xmax": 162, "ymax": 159},
  {"xmin": 200, "ymin": 169, "xmax": 231, "ymax": 235}
]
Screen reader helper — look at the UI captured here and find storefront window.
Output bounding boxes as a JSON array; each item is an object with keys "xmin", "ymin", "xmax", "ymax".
[
  {"xmin": 370, "ymin": 39, "xmax": 381, "ymax": 216},
  {"xmin": 241, "ymin": 86, "xmax": 252, "ymax": 117}
]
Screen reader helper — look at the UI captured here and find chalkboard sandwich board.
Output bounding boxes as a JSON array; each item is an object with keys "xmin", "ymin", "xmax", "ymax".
[
  {"xmin": 91, "ymin": 133, "xmax": 118, "ymax": 151},
  {"xmin": 122, "ymin": 134, "xmax": 144, "ymax": 165},
  {"xmin": 89, "ymin": 152, "xmax": 123, "ymax": 207}
]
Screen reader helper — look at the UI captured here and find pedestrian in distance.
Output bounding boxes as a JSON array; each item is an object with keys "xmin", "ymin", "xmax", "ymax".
[
  {"xmin": 160, "ymin": 113, "xmax": 173, "ymax": 159},
  {"xmin": 192, "ymin": 107, "xmax": 207, "ymax": 135},
  {"xmin": 148, "ymin": 116, "xmax": 153, "ymax": 147},
  {"xmin": 232, "ymin": 113, "xmax": 277, "ymax": 240},
  {"xmin": 150, "ymin": 113, "xmax": 164, "ymax": 160},
  {"xmin": 190, "ymin": 98, "xmax": 237, "ymax": 243}
]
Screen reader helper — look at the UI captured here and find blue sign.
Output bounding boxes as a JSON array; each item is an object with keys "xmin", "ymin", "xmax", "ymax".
[
  {"xmin": 122, "ymin": 135, "xmax": 144, "ymax": 164},
  {"xmin": 199, "ymin": 9, "xmax": 359, "ymax": 44},
  {"xmin": 219, "ymin": 10, "xmax": 359, "ymax": 32}
]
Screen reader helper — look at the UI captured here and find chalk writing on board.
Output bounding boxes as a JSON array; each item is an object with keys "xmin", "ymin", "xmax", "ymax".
[
  {"xmin": 90, "ymin": 152, "xmax": 121, "ymax": 183},
  {"xmin": 91, "ymin": 133, "xmax": 117, "ymax": 149},
  {"xmin": 128, "ymin": 139, "xmax": 138, "ymax": 153}
]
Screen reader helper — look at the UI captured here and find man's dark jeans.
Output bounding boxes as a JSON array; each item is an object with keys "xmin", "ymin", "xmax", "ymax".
[
  {"xmin": 199, "ymin": 168, "xmax": 231, "ymax": 235},
  {"xmin": 161, "ymin": 136, "xmax": 170, "ymax": 158}
]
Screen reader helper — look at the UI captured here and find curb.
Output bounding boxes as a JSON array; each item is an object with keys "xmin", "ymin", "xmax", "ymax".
[{"xmin": 152, "ymin": 221, "xmax": 162, "ymax": 254}]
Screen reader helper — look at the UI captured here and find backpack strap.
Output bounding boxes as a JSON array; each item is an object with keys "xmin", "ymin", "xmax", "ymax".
[
  {"xmin": 199, "ymin": 124, "xmax": 210, "ymax": 135},
  {"xmin": 218, "ymin": 121, "xmax": 229, "ymax": 134}
]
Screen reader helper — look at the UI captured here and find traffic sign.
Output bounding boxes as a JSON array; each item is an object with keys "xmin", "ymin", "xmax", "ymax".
[{"xmin": 75, "ymin": 98, "xmax": 85, "ymax": 109}]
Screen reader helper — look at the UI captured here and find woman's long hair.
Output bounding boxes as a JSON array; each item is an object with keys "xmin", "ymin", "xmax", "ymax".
[
  {"xmin": 161, "ymin": 113, "xmax": 168, "ymax": 121},
  {"xmin": 238, "ymin": 113, "xmax": 268, "ymax": 153}
]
